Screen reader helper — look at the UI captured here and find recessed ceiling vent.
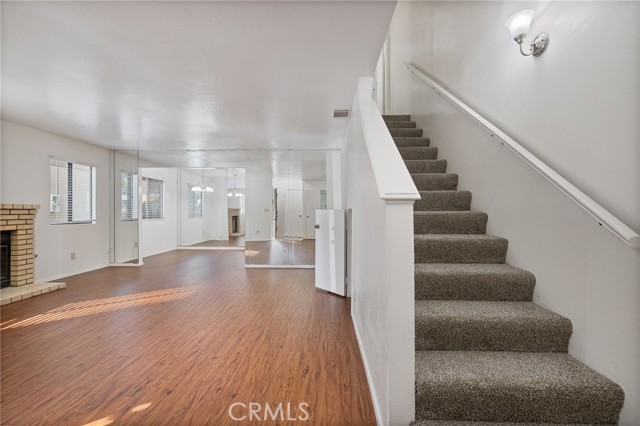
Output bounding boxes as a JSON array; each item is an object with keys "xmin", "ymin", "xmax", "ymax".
[{"xmin": 333, "ymin": 109, "xmax": 350, "ymax": 118}]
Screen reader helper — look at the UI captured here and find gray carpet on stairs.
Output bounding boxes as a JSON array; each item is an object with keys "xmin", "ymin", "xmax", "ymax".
[
  {"xmin": 414, "ymin": 263, "xmax": 535, "ymax": 301},
  {"xmin": 414, "ymin": 211, "xmax": 487, "ymax": 234},
  {"xmin": 412, "ymin": 421, "xmax": 617, "ymax": 426},
  {"xmin": 390, "ymin": 127, "xmax": 424, "ymax": 137},
  {"xmin": 415, "ymin": 351, "xmax": 625, "ymax": 424},
  {"xmin": 412, "ymin": 173, "xmax": 459, "ymax": 191},
  {"xmin": 399, "ymin": 147, "xmax": 439, "ymax": 160},
  {"xmin": 382, "ymin": 115, "xmax": 625, "ymax": 425},
  {"xmin": 387, "ymin": 120, "xmax": 417, "ymax": 128},
  {"xmin": 406, "ymin": 159, "xmax": 446, "ymax": 173},
  {"xmin": 415, "ymin": 191, "xmax": 472, "ymax": 211},
  {"xmin": 395, "ymin": 137, "xmax": 432, "ymax": 148},
  {"xmin": 415, "ymin": 300, "xmax": 572, "ymax": 352},
  {"xmin": 414, "ymin": 234, "xmax": 508, "ymax": 264}
]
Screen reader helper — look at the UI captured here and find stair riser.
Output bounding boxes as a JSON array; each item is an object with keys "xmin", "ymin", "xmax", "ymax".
[
  {"xmin": 415, "ymin": 317, "xmax": 572, "ymax": 352},
  {"xmin": 386, "ymin": 121, "xmax": 416, "ymax": 128},
  {"xmin": 383, "ymin": 114, "xmax": 411, "ymax": 121},
  {"xmin": 415, "ymin": 390, "xmax": 623, "ymax": 424},
  {"xmin": 406, "ymin": 160, "xmax": 446, "ymax": 173},
  {"xmin": 414, "ymin": 238, "xmax": 507, "ymax": 264},
  {"xmin": 395, "ymin": 137, "xmax": 431, "ymax": 147},
  {"xmin": 414, "ymin": 191, "xmax": 472, "ymax": 211},
  {"xmin": 414, "ymin": 271, "xmax": 535, "ymax": 301},
  {"xmin": 400, "ymin": 147, "xmax": 438, "ymax": 160},
  {"xmin": 414, "ymin": 212, "xmax": 487, "ymax": 234},
  {"xmin": 412, "ymin": 174, "xmax": 458, "ymax": 191},
  {"xmin": 390, "ymin": 128, "xmax": 424, "ymax": 137}
]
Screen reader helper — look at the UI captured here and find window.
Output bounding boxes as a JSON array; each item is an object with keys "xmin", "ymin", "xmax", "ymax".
[
  {"xmin": 50, "ymin": 158, "xmax": 96, "ymax": 224},
  {"xmin": 121, "ymin": 171, "xmax": 139, "ymax": 221},
  {"xmin": 187, "ymin": 184, "xmax": 203, "ymax": 218},
  {"xmin": 142, "ymin": 177, "xmax": 164, "ymax": 220}
]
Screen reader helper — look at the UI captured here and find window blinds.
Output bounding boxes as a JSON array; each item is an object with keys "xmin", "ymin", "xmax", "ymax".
[
  {"xmin": 142, "ymin": 177, "xmax": 164, "ymax": 219},
  {"xmin": 49, "ymin": 158, "xmax": 96, "ymax": 224},
  {"xmin": 121, "ymin": 171, "xmax": 139, "ymax": 221}
]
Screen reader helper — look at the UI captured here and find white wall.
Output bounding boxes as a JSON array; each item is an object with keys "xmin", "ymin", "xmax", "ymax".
[
  {"xmin": 1, "ymin": 120, "xmax": 110, "ymax": 281},
  {"xmin": 388, "ymin": 2, "xmax": 640, "ymax": 423},
  {"xmin": 390, "ymin": 0, "xmax": 639, "ymax": 232},
  {"xmin": 140, "ymin": 167, "xmax": 178, "ymax": 258},
  {"xmin": 342, "ymin": 79, "xmax": 417, "ymax": 426}
]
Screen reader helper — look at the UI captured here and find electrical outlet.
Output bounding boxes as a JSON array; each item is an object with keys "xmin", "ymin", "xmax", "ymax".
[
  {"xmin": 70, "ymin": 252, "xmax": 76, "ymax": 260},
  {"xmin": 282, "ymin": 248, "xmax": 287, "ymax": 254},
  {"xmin": 134, "ymin": 242, "xmax": 138, "ymax": 248}
]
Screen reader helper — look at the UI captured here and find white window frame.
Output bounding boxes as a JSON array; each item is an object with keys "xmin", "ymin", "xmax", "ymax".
[{"xmin": 49, "ymin": 158, "xmax": 96, "ymax": 225}]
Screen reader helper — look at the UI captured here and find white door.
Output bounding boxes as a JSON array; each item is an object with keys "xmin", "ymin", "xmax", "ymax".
[
  {"xmin": 304, "ymin": 189, "xmax": 321, "ymax": 239},
  {"xmin": 315, "ymin": 209, "xmax": 346, "ymax": 296}
]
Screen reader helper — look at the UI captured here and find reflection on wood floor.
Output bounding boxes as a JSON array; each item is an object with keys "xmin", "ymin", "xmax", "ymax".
[
  {"xmin": 188, "ymin": 235, "xmax": 245, "ymax": 248},
  {"xmin": 245, "ymin": 238, "xmax": 315, "ymax": 265},
  {"xmin": 0, "ymin": 250, "xmax": 375, "ymax": 426}
]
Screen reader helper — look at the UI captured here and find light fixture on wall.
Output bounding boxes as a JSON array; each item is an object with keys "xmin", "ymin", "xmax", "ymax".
[
  {"xmin": 504, "ymin": 9, "xmax": 549, "ymax": 57},
  {"xmin": 204, "ymin": 185, "xmax": 214, "ymax": 193}
]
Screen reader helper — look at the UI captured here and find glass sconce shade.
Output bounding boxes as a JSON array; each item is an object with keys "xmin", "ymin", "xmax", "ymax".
[{"xmin": 505, "ymin": 9, "xmax": 535, "ymax": 42}]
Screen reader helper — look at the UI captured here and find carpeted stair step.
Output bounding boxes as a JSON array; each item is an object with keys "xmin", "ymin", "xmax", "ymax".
[
  {"xmin": 399, "ymin": 147, "xmax": 439, "ymax": 160},
  {"xmin": 415, "ymin": 351, "xmax": 625, "ymax": 424},
  {"xmin": 390, "ymin": 127, "xmax": 424, "ymax": 137},
  {"xmin": 383, "ymin": 114, "xmax": 411, "ymax": 121},
  {"xmin": 415, "ymin": 191, "xmax": 471, "ymax": 211},
  {"xmin": 386, "ymin": 120, "xmax": 417, "ymax": 128},
  {"xmin": 412, "ymin": 174, "xmax": 458, "ymax": 191},
  {"xmin": 414, "ymin": 234, "xmax": 507, "ymax": 264},
  {"xmin": 406, "ymin": 159, "xmax": 446, "ymax": 173},
  {"xmin": 412, "ymin": 420, "xmax": 616, "ymax": 426},
  {"xmin": 415, "ymin": 300, "xmax": 572, "ymax": 352},
  {"xmin": 414, "ymin": 263, "xmax": 536, "ymax": 301},
  {"xmin": 394, "ymin": 137, "xmax": 431, "ymax": 147},
  {"xmin": 414, "ymin": 211, "xmax": 487, "ymax": 234}
]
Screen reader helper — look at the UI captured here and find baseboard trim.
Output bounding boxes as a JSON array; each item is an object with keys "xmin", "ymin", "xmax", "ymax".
[
  {"xmin": 352, "ymin": 313, "xmax": 384, "ymax": 426},
  {"xmin": 176, "ymin": 246, "xmax": 245, "ymax": 251},
  {"xmin": 39, "ymin": 263, "xmax": 110, "ymax": 283},
  {"xmin": 244, "ymin": 264, "xmax": 315, "ymax": 269}
]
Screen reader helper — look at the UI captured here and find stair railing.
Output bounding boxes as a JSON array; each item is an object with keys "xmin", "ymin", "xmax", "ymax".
[{"xmin": 404, "ymin": 61, "xmax": 640, "ymax": 249}]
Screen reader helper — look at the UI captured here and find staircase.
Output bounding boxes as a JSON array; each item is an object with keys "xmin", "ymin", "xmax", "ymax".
[{"xmin": 382, "ymin": 115, "xmax": 626, "ymax": 425}]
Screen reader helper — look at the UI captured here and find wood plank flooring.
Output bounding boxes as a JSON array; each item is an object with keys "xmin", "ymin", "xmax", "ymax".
[{"xmin": 0, "ymin": 250, "xmax": 375, "ymax": 426}]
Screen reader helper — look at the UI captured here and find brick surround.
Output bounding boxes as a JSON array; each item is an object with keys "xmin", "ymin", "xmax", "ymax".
[{"xmin": 0, "ymin": 204, "xmax": 39, "ymax": 286}]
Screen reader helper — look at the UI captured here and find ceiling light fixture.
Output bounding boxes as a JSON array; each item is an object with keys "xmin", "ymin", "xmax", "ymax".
[
  {"xmin": 227, "ymin": 173, "xmax": 243, "ymax": 197},
  {"xmin": 504, "ymin": 9, "xmax": 549, "ymax": 57}
]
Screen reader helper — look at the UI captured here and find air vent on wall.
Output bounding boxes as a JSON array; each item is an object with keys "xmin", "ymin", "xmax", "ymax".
[{"xmin": 333, "ymin": 109, "xmax": 350, "ymax": 118}]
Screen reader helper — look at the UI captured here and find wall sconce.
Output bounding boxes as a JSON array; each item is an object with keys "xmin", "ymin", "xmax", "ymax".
[{"xmin": 504, "ymin": 9, "xmax": 549, "ymax": 57}]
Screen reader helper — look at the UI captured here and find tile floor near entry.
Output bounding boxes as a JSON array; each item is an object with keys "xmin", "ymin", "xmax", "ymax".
[{"xmin": 0, "ymin": 282, "xmax": 66, "ymax": 305}]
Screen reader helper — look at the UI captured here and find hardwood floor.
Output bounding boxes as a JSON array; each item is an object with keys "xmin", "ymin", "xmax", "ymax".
[
  {"xmin": 0, "ymin": 250, "xmax": 375, "ymax": 426},
  {"xmin": 188, "ymin": 236, "xmax": 245, "ymax": 248}
]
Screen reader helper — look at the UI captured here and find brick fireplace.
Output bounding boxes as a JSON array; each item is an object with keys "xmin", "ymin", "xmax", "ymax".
[{"xmin": 0, "ymin": 204, "xmax": 39, "ymax": 287}]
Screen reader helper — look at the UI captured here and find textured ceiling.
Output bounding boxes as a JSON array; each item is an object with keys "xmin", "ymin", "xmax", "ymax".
[{"xmin": 1, "ymin": 1, "xmax": 395, "ymax": 157}]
